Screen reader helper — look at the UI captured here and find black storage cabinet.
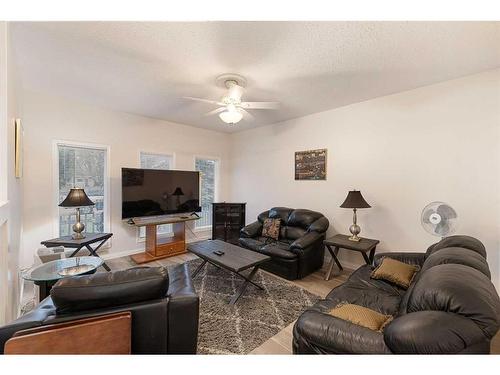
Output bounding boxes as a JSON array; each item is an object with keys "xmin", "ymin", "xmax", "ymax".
[{"xmin": 212, "ymin": 203, "xmax": 246, "ymax": 245}]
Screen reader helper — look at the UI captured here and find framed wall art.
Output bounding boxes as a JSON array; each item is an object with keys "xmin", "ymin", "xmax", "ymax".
[{"xmin": 294, "ymin": 148, "xmax": 327, "ymax": 180}]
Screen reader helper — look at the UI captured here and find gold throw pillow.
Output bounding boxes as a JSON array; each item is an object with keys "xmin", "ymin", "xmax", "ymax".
[
  {"xmin": 329, "ymin": 303, "xmax": 393, "ymax": 332},
  {"xmin": 371, "ymin": 257, "xmax": 419, "ymax": 289},
  {"xmin": 262, "ymin": 218, "xmax": 281, "ymax": 240}
]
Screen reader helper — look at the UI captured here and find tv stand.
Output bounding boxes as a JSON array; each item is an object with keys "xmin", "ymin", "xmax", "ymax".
[{"xmin": 128, "ymin": 215, "xmax": 200, "ymax": 264}]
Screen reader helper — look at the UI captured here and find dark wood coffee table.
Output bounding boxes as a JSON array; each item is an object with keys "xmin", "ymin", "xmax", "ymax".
[{"xmin": 187, "ymin": 240, "xmax": 271, "ymax": 305}]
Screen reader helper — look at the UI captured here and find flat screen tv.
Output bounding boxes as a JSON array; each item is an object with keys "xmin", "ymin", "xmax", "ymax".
[{"xmin": 121, "ymin": 168, "xmax": 201, "ymax": 219}]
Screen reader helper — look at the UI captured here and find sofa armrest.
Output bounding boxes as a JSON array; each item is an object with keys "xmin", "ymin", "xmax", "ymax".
[
  {"xmin": 374, "ymin": 252, "xmax": 425, "ymax": 267},
  {"xmin": 293, "ymin": 310, "xmax": 391, "ymax": 354},
  {"xmin": 166, "ymin": 263, "xmax": 199, "ymax": 354},
  {"xmin": 384, "ymin": 311, "xmax": 487, "ymax": 354},
  {"xmin": 240, "ymin": 221, "xmax": 262, "ymax": 238},
  {"xmin": 290, "ymin": 232, "xmax": 324, "ymax": 256}
]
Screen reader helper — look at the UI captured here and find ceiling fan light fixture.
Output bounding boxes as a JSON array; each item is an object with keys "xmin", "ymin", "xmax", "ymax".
[{"xmin": 219, "ymin": 109, "xmax": 243, "ymax": 124}]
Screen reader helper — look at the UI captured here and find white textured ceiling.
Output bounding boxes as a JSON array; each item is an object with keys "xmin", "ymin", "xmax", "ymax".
[{"xmin": 11, "ymin": 21, "xmax": 500, "ymax": 133}]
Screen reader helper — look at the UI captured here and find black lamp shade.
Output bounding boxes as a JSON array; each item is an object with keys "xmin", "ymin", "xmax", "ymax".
[
  {"xmin": 340, "ymin": 190, "xmax": 371, "ymax": 209},
  {"xmin": 172, "ymin": 187, "xmax": 185, "ymax": 196},
  {"xmin": 59, "ymin": 188, "xmax": 95, "ymax": 207}
]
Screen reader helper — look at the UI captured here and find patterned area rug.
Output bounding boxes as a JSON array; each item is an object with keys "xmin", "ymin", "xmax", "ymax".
[{"xmin": 183, "ymin": 259, "xmax": 320, "ymax": 354}]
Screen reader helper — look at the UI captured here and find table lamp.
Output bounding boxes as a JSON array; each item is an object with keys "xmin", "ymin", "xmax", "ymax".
[
  {"xmin": 59, "ymin": 188, "xmax": 95, "ymax": 239},
  {"xmin": 340, "ymin": 190, "xmax": 371, "ymax": 242}
]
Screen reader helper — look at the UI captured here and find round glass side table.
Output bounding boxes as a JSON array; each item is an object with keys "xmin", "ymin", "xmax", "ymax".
[{"xmin": 23, "ymin": 256, "xmax": 104, "ymax": 301}]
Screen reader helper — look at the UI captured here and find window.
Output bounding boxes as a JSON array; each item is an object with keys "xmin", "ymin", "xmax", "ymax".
[
  {"xmin": 57, "ymin": 143, "xmax": 108, "ymax": 236},
  {"xmin": 195, "ymin": 157, "xmax": 218, "ymax": 228},
  {"xmin": 139, "ymin": 152, "xmax": 174, "ymax": 238}
]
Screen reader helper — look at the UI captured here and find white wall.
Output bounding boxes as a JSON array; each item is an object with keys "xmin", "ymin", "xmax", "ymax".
[
  {"xmin": 20, "ymin": 90, "xmax": 231, "ymax": 267},
  {"xmin": 0, "ymin": 22, "xmax": 22, "ymax": 323},
  {"xmin": 229, "ymin": 69, "xmax": 500, "ymax": 288}
]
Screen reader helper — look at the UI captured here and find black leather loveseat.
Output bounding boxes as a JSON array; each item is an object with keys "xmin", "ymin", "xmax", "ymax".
[
  {"xmin": 0, "ymin": 264, "xmax": 199, "ymax": 354},
  {"xmin": 239, "ymin": 207, "xmax": 329, "ymax": 280},
  {"xmin": 293, "ymin": 235, "xmax": 500, "ymax": 354}
]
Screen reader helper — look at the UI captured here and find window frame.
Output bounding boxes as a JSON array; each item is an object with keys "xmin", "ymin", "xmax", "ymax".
[
  {"xmin": 193, "ymin": 154, "xmax": 221, "ymax": 231},
  {"xmin": 136, "ymin": 150, "xmax": 176, "ymax": 243},
  {"xmin": 52, "ymin": 140, "xmax": 111, "ymax": 238}
]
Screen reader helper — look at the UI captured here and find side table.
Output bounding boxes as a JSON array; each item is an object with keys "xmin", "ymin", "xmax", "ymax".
[
  {"xmin": 41, "ymin": 232, "xmax": 113, "ymax": 271},
  {"xmin": 323, "ymin": 234, "xmax": 380, "ymax": 281},
  {"xmin": 22, "ymin": 256, "xmax": 104, "ymax": 301}
]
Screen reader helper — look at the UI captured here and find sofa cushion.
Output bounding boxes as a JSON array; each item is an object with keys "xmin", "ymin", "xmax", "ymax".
[
  {"xmin": 51, "ymin": 267, "xmax": 169, "ymax": 314},
  {"xmin": 239, "ymin": 237, "xmax": 267, "ymax": 252},
  {"xmin": 420, "ymin": 247, "xmax": 491, "ymax": 279},
  {"xmin": 324, "ymin": 265, "xmax": 405, "ymax": 316},
  {"xmin": 268, "ymin": 207, "xmax": 293, "ymax": 223},
  {"xmin": 288, "ymin": 209, "xmax": 324, "ymax": 230},
  {"xmin": 257, "ymin": 210, "xmax": 270, "ymax": 223},
  {"xmin": 285, "ymin": 226, "xmax": 307, "ymax": 240},
  {"xmin": 425, "ymin": 235, "xmax": 487, "ymax": 259},
  {"xmin": 260, "ymin": 242, "xmax": 297, "ymax": 260}
]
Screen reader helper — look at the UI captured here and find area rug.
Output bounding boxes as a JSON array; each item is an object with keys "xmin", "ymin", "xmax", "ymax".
[{"xmin": 182, "ymin": 258, "xmax": 320, "ymax": 354}]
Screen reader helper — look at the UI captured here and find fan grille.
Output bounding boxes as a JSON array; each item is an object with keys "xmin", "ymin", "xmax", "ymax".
[{"xmin": 421, "ymin": 201, "xmax": 458, "ymax": 237}]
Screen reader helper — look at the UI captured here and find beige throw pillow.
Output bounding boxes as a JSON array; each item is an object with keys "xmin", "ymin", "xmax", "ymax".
[
  {"xmin": 371, "ymin": 257, "xmax": 419, "ymax": 289},
  {"xmin": 328, "ymin": 303, "xmax": 393, "ymax": 332}
]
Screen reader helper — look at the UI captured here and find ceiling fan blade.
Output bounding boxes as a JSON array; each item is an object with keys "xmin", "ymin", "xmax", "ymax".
[
  {"xmin": 183, "ymin": 96, "xmax": 223, "ymax": 106},
  {"xmin": 240, "ymin": 108, "xmax": 255, "ymax": 121},
  {"xmin": 204, "ymin": 107, "xmax": 226, "ymax": 116},
  {"xmin": 240, "ymin": 101, "xmax": 280, "ymax": 109}
]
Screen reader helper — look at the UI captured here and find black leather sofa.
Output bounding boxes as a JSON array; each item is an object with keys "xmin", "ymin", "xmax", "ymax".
[
  {"xmin": 0, "ymin": 264, "xmax": 199, "ymax": 354},
  {"xmin": 293, "ymin": 235, "xmax": 500, "ymax": 354},
  {"xmin": 239, "ymin": 207, "xmax": 329, "ymax": 280}
]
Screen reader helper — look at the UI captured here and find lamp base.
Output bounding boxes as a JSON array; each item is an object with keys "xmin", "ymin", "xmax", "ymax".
[
  {"xmin": 72, "ymin": 219, "xmax": 86, "ymax": 240},
  {"xmin": 72, "ymin": 232, "xmax": 86, "ymax": 240},
  {"xmin": 348, "ymin": 222, "xmax": 361, "ymax": 242}
]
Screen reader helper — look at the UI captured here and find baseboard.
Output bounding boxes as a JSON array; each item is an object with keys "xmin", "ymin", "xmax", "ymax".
[{"xmin": 100, "ymin": 233, "xmax": 211, "ymax": 260}]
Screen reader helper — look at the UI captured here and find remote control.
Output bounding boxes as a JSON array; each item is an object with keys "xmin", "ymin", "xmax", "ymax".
[{"xmin": 213, "ymin": 250, "xmax": 224, "ymax": 256}]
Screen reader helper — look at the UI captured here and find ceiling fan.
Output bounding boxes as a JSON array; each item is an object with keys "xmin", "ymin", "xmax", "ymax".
[{"xmin": 183, "ymin": 74, "xmax": 279, "ymax": 125}]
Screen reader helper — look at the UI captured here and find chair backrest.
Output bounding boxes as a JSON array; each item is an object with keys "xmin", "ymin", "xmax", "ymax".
[
  {"xmin": 50, "ymin": 267, "xmax": 169, "ymax": 314},
  {"xmin": 257, "ymin": 207, "xmax": 329, "ymax": 240}
]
